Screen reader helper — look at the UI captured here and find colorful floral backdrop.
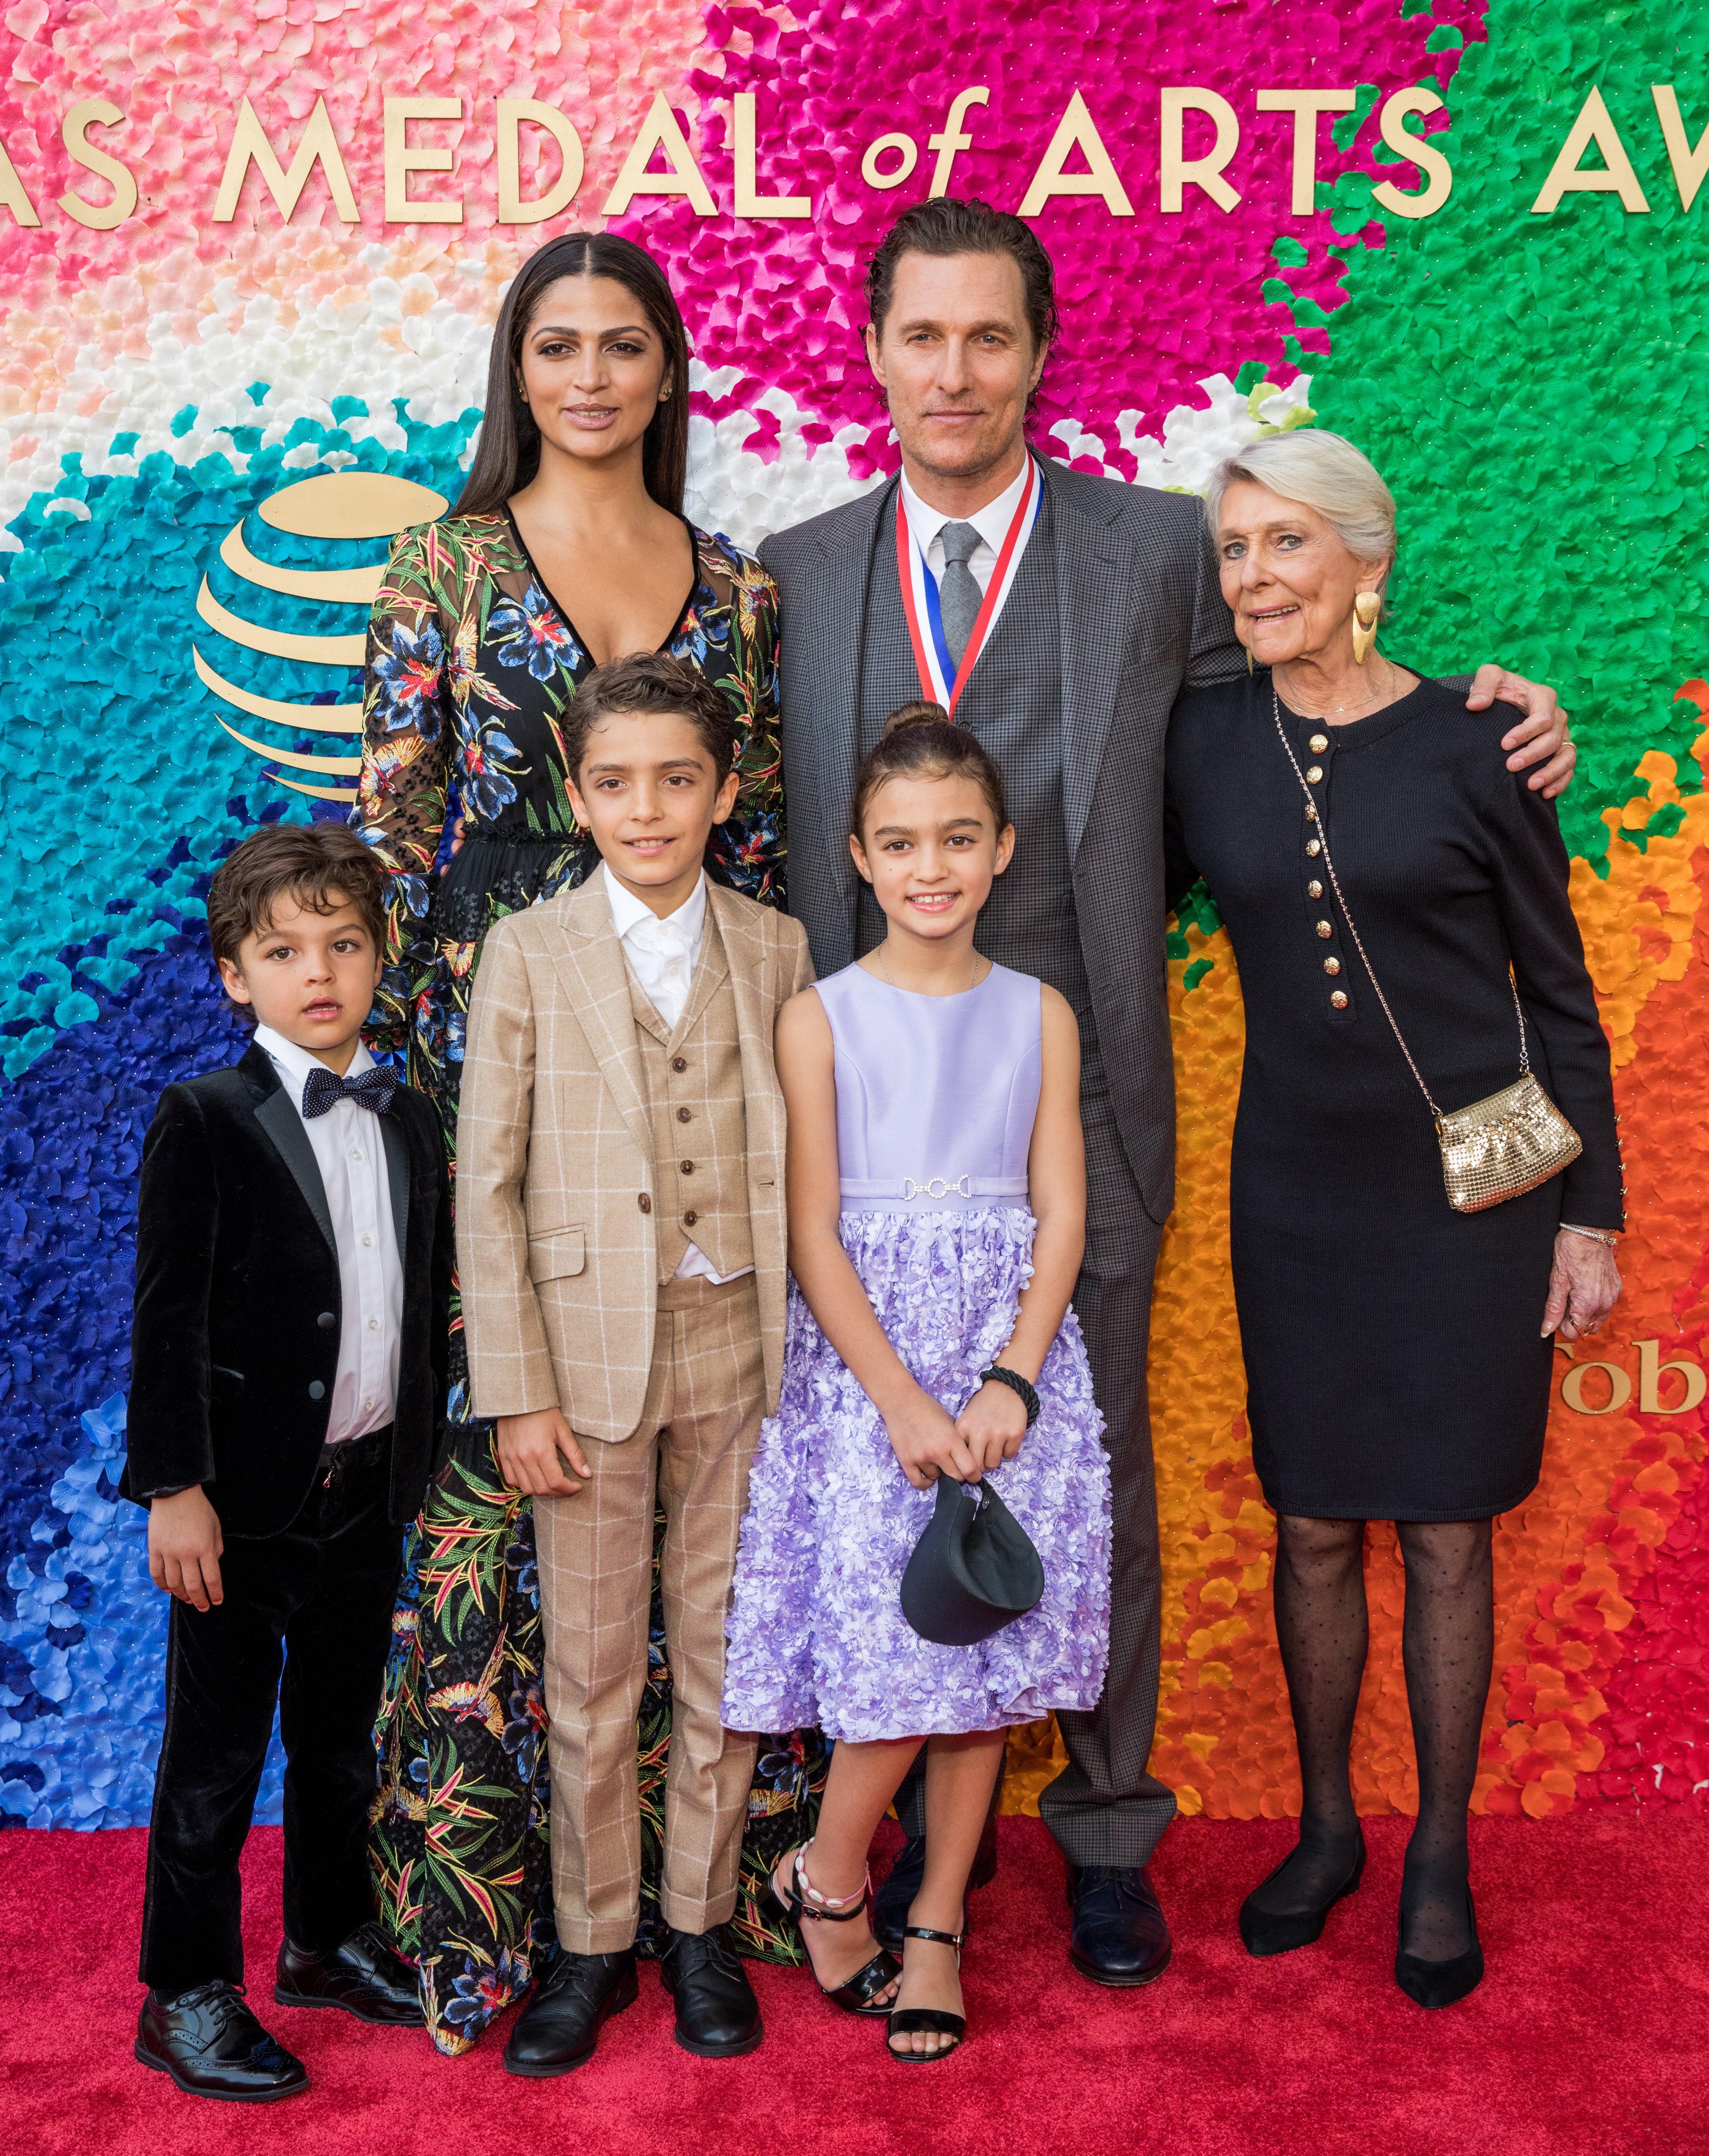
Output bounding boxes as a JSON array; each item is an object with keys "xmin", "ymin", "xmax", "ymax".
[{"xmin": 1, "ymin": 0, "xmax": 1704, "ymax": 1830}]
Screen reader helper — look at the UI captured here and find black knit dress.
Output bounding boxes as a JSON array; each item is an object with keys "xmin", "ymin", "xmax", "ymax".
[{"xmin": 1163, "ymin": 672, "xmax": 1623, "ymax": 1521}]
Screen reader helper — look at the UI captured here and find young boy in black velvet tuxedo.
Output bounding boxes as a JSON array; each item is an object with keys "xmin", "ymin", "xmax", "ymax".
[{"xmin": 122, "ymin": 822, "xmax": 452, "ymax": 2103}]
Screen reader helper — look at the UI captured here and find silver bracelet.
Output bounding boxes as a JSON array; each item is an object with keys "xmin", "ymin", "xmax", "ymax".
[{"xmin": 1560, "ymin": 1223, "xmax": 1618, "ymax": 1247}]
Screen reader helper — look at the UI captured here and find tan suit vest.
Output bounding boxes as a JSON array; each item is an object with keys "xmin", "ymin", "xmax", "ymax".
[{"xmin": 627, "ymin": 921, "xmax": 755, "ymax": 1286}]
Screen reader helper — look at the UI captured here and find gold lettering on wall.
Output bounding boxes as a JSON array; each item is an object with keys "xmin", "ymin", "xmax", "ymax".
[
  {"xmin": 861, "ymin": 131, "xmax": 918, "ymax": 190},
  {"xmin": 1256, "ymin": 88, "xmax": 1357, "ymax": 216},
  {"xmin": 1560, "ymin": 1360, "xmax": 1634, "ymax": 1415},
  {"xmin": 1371, "ymin": 87, "xmax": 1454, "ymax": 219},
  {"xmin": 495, "ymin": 98, "xmax": 583, "ymax": 224},
  {"xmin": 1018, "ymin": 90, "xmax": 1134, "ymax": 218},
  {"xmin": 213, "ymin": 96, "xmax": 358, "ymax": 224},
  {"xmin": 1650, "ymin": 85, "xmax": 1709, "ymax": 212},
  {"xmin": 1531, "ymin": 86, "xmax": 1652, "ymax": 215},
  {"xmin": 928, "ymin": 88, "xmax": 989, "ymax": 200},
  {"xmin": 1159, "ymin": 88, "xmax": 1241, "ymax": 214},
  {"xmin": 0, "ymin": 133, "xmax": 41, "ymax": 228},
  {"xmin": 1637, "ymin": 1339, "xmax": 1709, "ymax": 1416},
  {"xmin": 603, "ymin": 91, "xmax": 716, "ymax": 217},
  {"xmin": 732, "ymin": 91, "xmax": 812, "ymax": 218},
  {"xmin": 384, "ymin": 97, "xmax": 463, "ymax": 224},
  {"xmin": 58, "ymin": 98, "xmax": 136, "ymax": 230}
]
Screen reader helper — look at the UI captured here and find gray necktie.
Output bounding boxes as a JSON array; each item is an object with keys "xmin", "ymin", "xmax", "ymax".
[{"xmin": 937, "ymin": 521, "xmax": 984, "ymax": 672}]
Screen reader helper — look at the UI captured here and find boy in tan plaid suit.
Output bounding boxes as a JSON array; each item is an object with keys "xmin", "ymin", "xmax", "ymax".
[{"xmin": 457, "ymin": 654, "xmax": 811, "ymax": 2075}]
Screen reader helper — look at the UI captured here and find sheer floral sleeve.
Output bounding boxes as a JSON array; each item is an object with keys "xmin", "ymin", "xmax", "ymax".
[
  {"xmin": 690, "ymin": 534, "xmax": 785, "ymax": 907},
  {"xmin": 353, "ymin": 522, "xmax": 461, "ymax": 1054}
]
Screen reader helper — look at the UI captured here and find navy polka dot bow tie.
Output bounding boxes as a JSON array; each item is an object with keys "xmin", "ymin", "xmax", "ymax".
[{"xmin": 301, "ymin": 1064, "xmax": 398, "ymax": 1120}]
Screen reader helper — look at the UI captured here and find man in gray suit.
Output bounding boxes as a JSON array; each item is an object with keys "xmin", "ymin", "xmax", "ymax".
[{"xmin": 758, "ymin": 198, "xmax": 1574, "ymax": 1986}]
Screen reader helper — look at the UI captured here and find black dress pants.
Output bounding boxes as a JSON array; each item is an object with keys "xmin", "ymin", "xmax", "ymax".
[
  {"xmin": 896, "ymin": 1097, "xmax": 1177, "ymax": 1868},
  {"xmin": 138, "ymin": 1427, "xmax": 402, "ymax": 1993}
]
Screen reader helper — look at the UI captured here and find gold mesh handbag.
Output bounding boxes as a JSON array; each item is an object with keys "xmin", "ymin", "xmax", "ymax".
[{"xmin": 1272, "ymin": 689, "xmax": 1582, "ymax": 1213}]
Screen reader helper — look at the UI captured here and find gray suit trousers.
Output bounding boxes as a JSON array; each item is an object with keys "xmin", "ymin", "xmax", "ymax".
[{"xmin": 896, "ymin": 1092, "xmax": 1176, "ymax": 1868}]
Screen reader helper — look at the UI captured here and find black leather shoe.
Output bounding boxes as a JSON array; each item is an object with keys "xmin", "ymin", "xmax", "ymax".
[
  {"xmin": 274, "ymin": 1920, "xmax": 425, "ymax": 2025},
  {"xmin": 506, "ymin": 1949, "xmax": 638, "ymax": 2078},
  {"xmin": 1067, "ymin": 1865, "xmax": 1173, "ymax": 1988},
  {"xmin": 660, "ymin": 1925, "xmax": 763, "ymax": 2058},
  {"xmin": 503, "ymin": 1951, "xmax": 638, "ymax": 2078},
  {"xmin": 135, "ymin": 1981, "xmax": 308, "ymax": 2103}
]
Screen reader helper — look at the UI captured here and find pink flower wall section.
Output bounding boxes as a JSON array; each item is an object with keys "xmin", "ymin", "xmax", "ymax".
[{"xmin": 0, "ymin": 0, "xmax": 1484, "ymax": 454}]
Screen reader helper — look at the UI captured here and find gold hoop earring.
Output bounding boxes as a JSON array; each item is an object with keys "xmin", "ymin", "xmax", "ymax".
[{"xmin": 1352, "ymin": 591, "xmax": 1381, "ymax": 665}]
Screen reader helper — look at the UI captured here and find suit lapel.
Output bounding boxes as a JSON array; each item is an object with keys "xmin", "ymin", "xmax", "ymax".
[
  {"xmin": 380, "ymin": 1113, "xmax": 410, "ymax": 1258},
  {"xmin": 708, "ymin": 888, "xmax": 781, "ymax": 1158},
  {"xmin": 805, "ymin": 480, "xmax": 895, "ymax": 897},
  {"xmin": 671, "ymin": 904, "xmax": 730, "ymax": 1047},
  {"xmin": 552, "ymin": 877, "xmax": 654, "ymax": 1164},
  {"xmin": 1050, "ymin": 467, "xmax": 1139, "ymax": 864},
  {"xmin": 245, "ymin": 1048, "xmax": 338, "ymax": 1259}
]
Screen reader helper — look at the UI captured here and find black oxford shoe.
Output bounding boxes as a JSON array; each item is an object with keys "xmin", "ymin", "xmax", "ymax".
[
  {"xmin": 1067, "ymin": 1865, "xmax": 1173, "ymax": 1987},
  {"xmin": 660, "ymin": 1925, "xmax": 763, "ymax": 2057},
  {"xmin": 503, "ymin": 1950, "xmax": 638, "ymax": 2078},
  {"xmin": 135, "ymin": 1980, "xmax": 308, "ymax": 2103},
  {"xmin": 274, "ymin": 1920, "xmax": 425, "ymax": 2025}
]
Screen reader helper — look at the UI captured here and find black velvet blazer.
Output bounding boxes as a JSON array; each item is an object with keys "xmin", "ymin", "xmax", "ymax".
[{"xmin": 121, "ymin": 1041, "xmax": 453, "ymax": 1535}]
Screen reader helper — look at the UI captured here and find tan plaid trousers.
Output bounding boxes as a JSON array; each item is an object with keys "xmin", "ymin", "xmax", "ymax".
[{"xmin": 534, "ymin": 1271, "xmax": 765, "ymax": 1953}]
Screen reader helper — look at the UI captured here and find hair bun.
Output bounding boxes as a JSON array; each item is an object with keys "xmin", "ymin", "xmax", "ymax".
[{"xmin": 882, "ymin": 700, "xmax": 951, "ymax": 737}]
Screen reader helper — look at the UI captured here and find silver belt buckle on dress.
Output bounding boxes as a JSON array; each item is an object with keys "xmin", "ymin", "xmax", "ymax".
[{"xmin": 901, "ymin": 1174, "xmax": 973, "ymax": 1201}]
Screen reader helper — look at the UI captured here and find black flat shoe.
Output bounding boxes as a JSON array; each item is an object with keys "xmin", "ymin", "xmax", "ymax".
[
  {"xmin": 774, "ymin": 1844, "xmax": 901, "ymax": 2017},
  {"xmin": 135, "ymin": 1981, "xmax": 307, "ymax": 2103},
  {"xmin": 502, "ymin": 1950, "xmax": 638, "ymax": 2077},
  {"xmin": 1238, "ymin": 1835, "xmax": 1367, "ymax": 1958},
  {"xmin": 1395, "ymin": 1887, "xmax": 1484, "ymax": 2010},
  {"xmin": 274, "ymin": 1920, "xmax": 425, "ymax": 2025},
  {"xmin": 1066, "ymin": 1865, "xmax": 1173, "ymax": 1988},
  {"xmin": 660, "ymin": 1924, "xmax": 763, "ymax": 2057},
  {"xmin": 887, "ymin": 1926, "xmax": 966, "ymax": 2065}
]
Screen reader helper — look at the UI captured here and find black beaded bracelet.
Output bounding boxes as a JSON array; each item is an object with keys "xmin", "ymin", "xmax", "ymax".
[{"xmin": 980, "ymin": 1364, "xmax": 1040, "ymax": 1427}]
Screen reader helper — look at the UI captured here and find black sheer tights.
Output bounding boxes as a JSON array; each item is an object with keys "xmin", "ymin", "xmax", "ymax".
[{"xmin": 1249, "ymin": 1516, "xmax": 1494, "ymax": 1963}]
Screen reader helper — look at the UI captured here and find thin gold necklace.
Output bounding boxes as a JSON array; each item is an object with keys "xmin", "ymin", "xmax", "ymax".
[
  {"xmin": 1274, "ymin": 659, "xmax": 1401, "ymax": 723},
  {"xmin": 874, "ymin": 939, "xmax": 984, "ymax": 995}
]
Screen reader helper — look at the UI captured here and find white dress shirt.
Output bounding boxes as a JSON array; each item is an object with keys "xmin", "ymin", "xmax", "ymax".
[
  {"xmin": 254, "ymin": 1024, "xmax": 403, "ymax": 1444},
  {"xmin": 899, "ymin": 457, "xmax": 1036, "ymax": 631},
  {"xmin": 603, "ymin": 865, "xmax": 754, "ymax": 1286}
]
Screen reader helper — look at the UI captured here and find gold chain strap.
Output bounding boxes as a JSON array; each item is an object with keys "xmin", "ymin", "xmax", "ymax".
[{"xmin": 1269, "ymin": 686, "xmax": 1529, "ymax": 1126}]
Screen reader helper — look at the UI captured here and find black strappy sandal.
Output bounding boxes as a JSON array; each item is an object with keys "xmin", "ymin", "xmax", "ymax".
[
  {"xmin": 886, "ymin": 1925, "xmax": 966, "ymax": 2064},
  {"xmin": 771, "ymin": 1842, "xmax": 900, "ymax": 2019}
]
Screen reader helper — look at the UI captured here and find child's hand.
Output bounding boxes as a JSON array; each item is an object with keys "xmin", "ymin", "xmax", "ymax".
[
  {"xmin": 148, "ymin": 1487, "xmax": 225, "ymax": 1611},
  {"xmin": 885, "ymin": 1388, "xmax": 983, "ymax": 1492},
  {"xmin": 955, "ymin": 1379, "xmax": 1030, "ymax": 1474},
  {"xmin": 497, "ymin": 1408, "xmax": 593, "ymax": 1497}
]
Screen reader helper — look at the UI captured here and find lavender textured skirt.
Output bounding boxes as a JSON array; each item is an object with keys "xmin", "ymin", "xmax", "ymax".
[{"xmin": 721, "ymin": 1209, "xmax": 1112, "ymax": 1744}]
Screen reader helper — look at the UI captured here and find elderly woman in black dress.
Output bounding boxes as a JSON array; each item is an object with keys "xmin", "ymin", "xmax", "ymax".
[{"xmin": 1163, "ymin": 431, "xmax": 1623, "ymax": 2009}]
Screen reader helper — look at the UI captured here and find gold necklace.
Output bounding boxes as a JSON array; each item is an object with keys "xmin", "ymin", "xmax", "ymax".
[
  {"xmin": 1275, "ymin": 658, "xmax": 1400, "ymax": 723},
  {"xmin": 874, "ymin": 939, "xmax": 984, "ymax": 995}
]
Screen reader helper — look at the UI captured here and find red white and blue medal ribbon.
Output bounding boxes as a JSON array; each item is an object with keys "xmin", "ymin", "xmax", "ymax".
[{"xmin": 896, "ymin": 456, "xmax": 1042, "ymax": 717}]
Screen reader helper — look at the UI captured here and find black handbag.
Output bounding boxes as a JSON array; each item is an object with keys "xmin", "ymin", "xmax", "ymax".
[{"xmin": 900, "ymin": 1473, "xmax": 1046, "ymax": 1647}]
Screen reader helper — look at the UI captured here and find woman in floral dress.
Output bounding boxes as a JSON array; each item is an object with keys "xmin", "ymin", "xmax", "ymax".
[{"xmin": 355, "ymin": 232, "xmax": 825, "ymax": 2055}]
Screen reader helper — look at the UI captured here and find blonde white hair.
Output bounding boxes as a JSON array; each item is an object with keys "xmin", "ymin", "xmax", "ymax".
[{"xmin": 1206, "ymin": 429, "xmax": 1397, "ymax": 572}]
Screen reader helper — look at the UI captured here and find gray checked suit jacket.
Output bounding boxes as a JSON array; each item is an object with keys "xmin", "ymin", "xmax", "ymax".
[{"xmin": 760, "ymin": 457, "xmax": 1246, "ymax": 1225}]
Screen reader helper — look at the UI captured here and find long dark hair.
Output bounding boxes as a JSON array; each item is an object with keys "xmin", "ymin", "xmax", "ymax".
[{"xmin": 451, "ymin": 233, "xmax": 691, "ymax": 519}]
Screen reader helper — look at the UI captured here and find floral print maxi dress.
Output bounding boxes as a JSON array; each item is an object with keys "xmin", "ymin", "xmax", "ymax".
[{"xmin": 354, "ymin": 510, "xmax": 826, "ymax": 2054}]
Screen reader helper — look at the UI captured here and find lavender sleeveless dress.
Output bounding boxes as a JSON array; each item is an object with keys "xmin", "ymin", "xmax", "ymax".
[{"xmin": 721, "ymin": 962, "xmax": 1112, "ymax": 1743}]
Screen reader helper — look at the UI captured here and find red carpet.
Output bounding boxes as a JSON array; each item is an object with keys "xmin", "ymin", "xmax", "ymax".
[{"xmin": 2, "ymin": 1813, "xmax": 1703, "ymax": 2156}]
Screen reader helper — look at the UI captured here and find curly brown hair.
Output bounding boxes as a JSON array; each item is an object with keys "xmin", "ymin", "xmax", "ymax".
[
  {"xmin": 565, "ymin": 651, "xmax": 743, "ymax": 782},
  {"xmin": 206, "ymin": 823, "xmax": 386, "ymax": 1003}
]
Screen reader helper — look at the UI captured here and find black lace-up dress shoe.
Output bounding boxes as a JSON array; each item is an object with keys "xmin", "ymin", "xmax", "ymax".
[
  {"xmin": 660, "ymin": 1925, "xmax": 763, "ymax": 2057},
  {"xmin": 274, "ymin": 1920, "xmax": 425, "ymax": 2025},
  {"xmin": 503, "ymin": 1950, "xmax": 638, "ymax": 2078},
  {"xmin": 1067, "ymin": 1866, "xmax": 1173, "ymax": 1987},
  {"xmin": 135, "ymin": 1981, "xmax": 308, "ymax": 2103}
]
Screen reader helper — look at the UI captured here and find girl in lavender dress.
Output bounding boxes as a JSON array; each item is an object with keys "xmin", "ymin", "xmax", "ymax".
[{"xmin": 722, "ymin": 702, "xmax": 1112, "ymax": 2063}]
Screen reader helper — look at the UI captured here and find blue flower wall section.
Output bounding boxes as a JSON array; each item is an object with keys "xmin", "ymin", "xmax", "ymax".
[{"xmin": 0, "ymin": 408, "xmax": 478, "ymax": 1827}]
